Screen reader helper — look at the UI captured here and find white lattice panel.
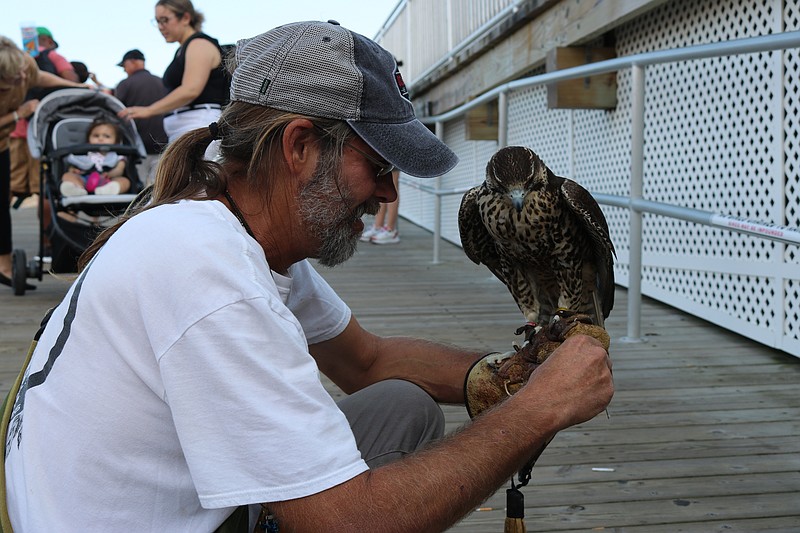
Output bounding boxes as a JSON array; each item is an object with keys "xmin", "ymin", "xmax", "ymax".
[
  {"xmin": 612, "ymin": 0, "xmax": 787, "ymax": 349},
  {"xmin": 783, "ymin": 0, "xmax": 800, "ymax": 350}
]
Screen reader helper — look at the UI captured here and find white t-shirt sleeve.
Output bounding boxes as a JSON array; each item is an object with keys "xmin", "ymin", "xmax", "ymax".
[
  {"xmin": 287, "ymin": 260, "xmax": 352, "ymax": 344},
  {"xmin": 158, "ymin": 294, "xmax": 367, "ymax": 508}
]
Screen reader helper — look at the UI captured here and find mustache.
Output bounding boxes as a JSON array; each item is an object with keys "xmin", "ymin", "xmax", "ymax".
[{"xmin": 354, "ymin": 199, "xmax": 381, "ymax": 219}]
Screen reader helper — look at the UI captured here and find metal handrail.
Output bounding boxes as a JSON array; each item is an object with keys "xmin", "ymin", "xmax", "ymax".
[
  {"xmin": 593, "ymin": 195, "xmax": 800, "ymax": 246},
  {"xmin": 401, "ymin": 184, "xmax": 800, "ymax": 245},
  {"xmin": 410, "ymin": 30, "xmax": 800, "ymax": 342}
]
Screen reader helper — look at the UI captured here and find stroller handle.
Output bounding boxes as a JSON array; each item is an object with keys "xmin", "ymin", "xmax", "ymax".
[{"xmin": 49, "ymin": 144, "xmax": 142, "ymax": 160}]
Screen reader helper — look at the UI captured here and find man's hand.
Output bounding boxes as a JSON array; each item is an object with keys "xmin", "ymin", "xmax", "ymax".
[
  {"xmin": 118, "ymin": 106, "xmax": 150, "ymax": 121},
  {"xmin": 18, "ymin": 99, "xmax": 39, "ymax": 120},
  {"xmin": 521, "ymin": 333, "xmax": 613, "ymax": 432},
  {"xmin": 465, "ymin": 312, "xmax": 612, "ymax": 420}
]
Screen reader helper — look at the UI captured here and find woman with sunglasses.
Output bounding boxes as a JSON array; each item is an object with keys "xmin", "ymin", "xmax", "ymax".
[{"xmin": 118, "ymin": 0, "xmax": 228, "ymax": 143}]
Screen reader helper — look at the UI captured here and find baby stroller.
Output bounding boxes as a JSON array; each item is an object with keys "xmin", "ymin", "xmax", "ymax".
[{"xmin": 10, "ymin": 88, "xmax": 147, "ymax": 295}]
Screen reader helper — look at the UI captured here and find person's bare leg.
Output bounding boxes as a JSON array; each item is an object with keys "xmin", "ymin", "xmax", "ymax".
[
  {"xmin": 383, "ymin": 172, "xmax": 400, "ymax": 231},
  {"xmin": 373, "ymin": 203, "xmax": 387, "ymax": 229},
  {"xmin": 0, "ymin": 253, "xmax": 11, "ymax": 279}
]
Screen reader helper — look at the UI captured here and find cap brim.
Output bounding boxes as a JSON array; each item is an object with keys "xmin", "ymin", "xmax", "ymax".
[{"xmin": 348, "ymin": 118, "xmax": 458, "ymax": 178}]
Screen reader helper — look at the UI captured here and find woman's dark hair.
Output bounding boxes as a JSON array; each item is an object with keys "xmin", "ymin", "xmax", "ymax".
[
  {"xmin": 70, "ymin": 61, "xmax": 89, "ymax": 83},
  {"xmin": 78, "ymin": 101, "xmax": 356, "ymax": 269},
  {"xmin": 156, "ymin": 0, "xmax": 205, "ymax": 30}
]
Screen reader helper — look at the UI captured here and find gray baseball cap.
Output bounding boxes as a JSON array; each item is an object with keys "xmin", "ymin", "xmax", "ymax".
[{"xmin": 230, "ymin": 20, "xmax": 458, "ymax": 178}]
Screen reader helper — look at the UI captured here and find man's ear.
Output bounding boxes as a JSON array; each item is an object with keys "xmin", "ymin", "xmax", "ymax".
[{"xmin": 282, "ymin": 119, "xmax": 317, "ymax": 180}]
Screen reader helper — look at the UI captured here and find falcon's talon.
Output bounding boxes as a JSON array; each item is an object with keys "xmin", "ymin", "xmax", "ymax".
[{"xmin": 514, "ymin": 322, "xmax": 538, "ymax": 336}]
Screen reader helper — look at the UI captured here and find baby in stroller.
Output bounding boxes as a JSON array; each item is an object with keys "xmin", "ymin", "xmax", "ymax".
[{"xmin": 59, "ymin": 118, "xmax": 131, "ymax": 196}]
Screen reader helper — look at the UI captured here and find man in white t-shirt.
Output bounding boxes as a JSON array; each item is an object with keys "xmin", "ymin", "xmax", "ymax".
[{"xmin": 5, "ymin": 21, "xmax": 613, "ymax": 532}]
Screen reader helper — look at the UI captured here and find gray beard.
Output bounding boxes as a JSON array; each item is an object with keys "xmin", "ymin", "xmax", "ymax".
[{"xmin": 299, "ymin": 152, "xmax": 379, "ymax": 267}]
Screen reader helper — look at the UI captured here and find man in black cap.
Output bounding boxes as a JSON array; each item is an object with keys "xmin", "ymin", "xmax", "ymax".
[{"xmin": 114, "ymin": 49, "xmax": 168, "ymax": 185}]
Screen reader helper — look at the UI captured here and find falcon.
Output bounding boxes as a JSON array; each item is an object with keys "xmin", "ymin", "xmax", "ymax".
[{"xmin": 458, "ymin": 146, "xmax": 615, "ymax": 328}]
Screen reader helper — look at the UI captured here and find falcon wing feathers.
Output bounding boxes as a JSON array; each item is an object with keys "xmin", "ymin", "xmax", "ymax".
[
  {"xmin": 560, "ymin": 179, "xmax": 616, "ymax": 318},
  {"xmin": 458, "ymin": 185, "xmax": 509, "ymax": 286}
]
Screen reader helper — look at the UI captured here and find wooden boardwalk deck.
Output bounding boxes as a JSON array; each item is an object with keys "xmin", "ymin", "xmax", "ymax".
[{"xmin": 2, "ymin": 204, "xmax": 799, "ymax": 532}]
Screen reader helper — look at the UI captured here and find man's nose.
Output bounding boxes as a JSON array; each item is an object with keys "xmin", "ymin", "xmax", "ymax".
[{"xmin": 374, "ymin": 172, "xmax": 398, "ymax": 203}]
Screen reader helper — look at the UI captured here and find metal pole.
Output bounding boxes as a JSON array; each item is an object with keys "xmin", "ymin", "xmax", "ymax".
[
  {"xmin": 623, "ymin": 64, "xmax": 646, "ymax": 343},
  {"xmin": 433, "ymin": 121, "xmax": 444, "ymax": 264},
  {"xmin": 498, "ymin": 90, "xmax": 508, "ymax": 149}
]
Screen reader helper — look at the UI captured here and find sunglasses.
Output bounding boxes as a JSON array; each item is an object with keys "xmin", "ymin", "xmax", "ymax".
[
  {"xmin": 151, "ymin": 15, "xmax": 177, "ymax": 27},
  {"xmin": 314, "ymin": 125, "xmax": 396, "ymax": 178},
  {"xmin": 345, "ymin": 143, "xmax": 396, "ymax": 177}
]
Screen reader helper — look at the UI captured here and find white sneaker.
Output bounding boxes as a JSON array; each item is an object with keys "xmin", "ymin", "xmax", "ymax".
[
  {"xmin": 60, "ymin": 182, "xmax": 87, "ymax": 197},
  {"xmin": 371, "ymin": 227, "xmax": 400, "ymax": 245},
  {"xmin": 95, "ymin": 181, "xmax": 121, "ymax": 195},
  {"xmin": 360, "ymin": 225, "xmax": 380, "ymax": 242},
  {"xmin": 20, "ymin": 194, "xmax": 39, "ymax": 209}
]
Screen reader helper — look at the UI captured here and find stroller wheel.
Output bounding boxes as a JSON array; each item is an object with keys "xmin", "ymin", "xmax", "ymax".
[
  {"xmin": 28, "ymin": 257, "xmax": 43, "ymax": 279},
  {"xmin": 11, "ymin": 249, "xmax": 28, "ymax": 296}
]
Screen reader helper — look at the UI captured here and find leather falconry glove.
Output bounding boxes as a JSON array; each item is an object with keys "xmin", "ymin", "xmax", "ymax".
[{"xmin": 464, "ymin": 311, "xmax": 610, "ymax": 419}]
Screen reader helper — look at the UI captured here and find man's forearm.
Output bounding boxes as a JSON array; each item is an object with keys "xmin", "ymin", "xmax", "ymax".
[
  {"xmin": 368, "ymin": 336, "xmax": 482, "ymax": 403},
  {"xmin": 311, "ymin": 318, "xmax": 482, "ymax": 403}
]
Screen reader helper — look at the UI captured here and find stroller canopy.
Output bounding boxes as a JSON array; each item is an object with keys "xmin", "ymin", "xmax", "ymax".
[{"xmin": 27, "ymin": 88, "xmax": 147, "ymax": 159}]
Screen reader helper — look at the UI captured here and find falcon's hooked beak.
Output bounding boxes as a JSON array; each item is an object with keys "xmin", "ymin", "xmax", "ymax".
[{"xmin": 509, "ymin": 189, "xmax": 525, "ymax": 212}]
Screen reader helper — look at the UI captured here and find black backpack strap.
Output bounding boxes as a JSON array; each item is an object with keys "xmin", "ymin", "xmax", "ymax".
[
  {"xmin": 213, "ymin": 505, "xmax": 250, "ymax": 533},
  {"xmin": 0, "ymin": 307, "xmax": 54, "ymax": 532},
  {"xmin": 25, "ymin": 49, "xmax": 63, "ymax": 101}
]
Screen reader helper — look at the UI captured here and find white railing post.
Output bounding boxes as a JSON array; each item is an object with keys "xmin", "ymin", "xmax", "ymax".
[
  {"xmin": 498, "ymin": 90, "xmax": 508, "ymax": 149},
  {"xmin": 623, "ymin": 64, "xmax": 646, "ymax": 343},
  {"xmin": 433, "ymin": 120, "xmax": 444, "ymax": 264}
]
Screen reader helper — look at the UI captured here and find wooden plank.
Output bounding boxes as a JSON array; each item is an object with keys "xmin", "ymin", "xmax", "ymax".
[
  {"xmin": 471, "ymin": 471, "xmax": 800, "ymax": 511},
  {"xmin": 465, "ymin": 100, "xmax": 499, "ymax": 140},
  {"xmin": 546, "ymin": 47, "xmax": 618, "ymax": 109},
  {"xmin": 539, "ymin": 435, "xmax": 800, "ymax": 465},
  {"xmin": 555, "ymin": 518, "xmax": 800, "ymax": 533},
  {"xmin": 462, "ymin": 493, "xmax": 800, "ymax": 531}
]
